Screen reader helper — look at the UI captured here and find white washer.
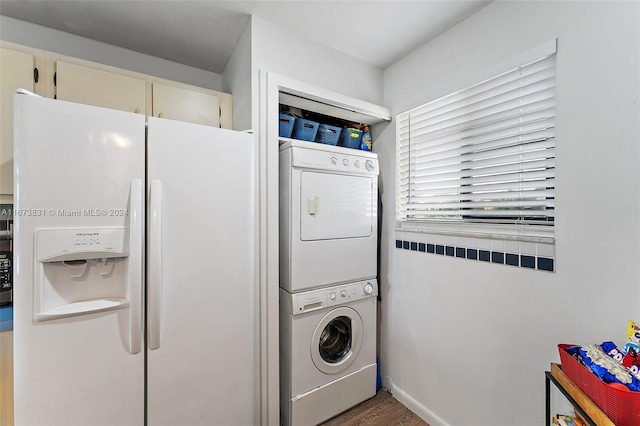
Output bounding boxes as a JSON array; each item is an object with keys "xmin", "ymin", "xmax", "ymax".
[
  {"xmin": 279, "ymin": 280, "xmax": 378, "ymax": 426},
  {"xmin": 279, "ymin": 141, "xmax": 378, "ymax": 293}
]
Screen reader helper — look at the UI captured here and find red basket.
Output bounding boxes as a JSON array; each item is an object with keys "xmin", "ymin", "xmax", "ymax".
[{"xmin": 558, "ymin": 344, "xmax": 640, "ymax": 426}]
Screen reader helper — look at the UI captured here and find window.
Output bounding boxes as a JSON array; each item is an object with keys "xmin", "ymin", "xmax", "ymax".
[{"xmin": 397, "ymin": 50, "xmax": 556, "ymax": 238}]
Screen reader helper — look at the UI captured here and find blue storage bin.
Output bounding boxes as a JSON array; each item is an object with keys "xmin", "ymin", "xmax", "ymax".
[
  {"xmin": 279, "ymin": 114, "xmax": 296, "ymax": 138},
  {"xmin": 292, "ymin": 118, "xmax": 319, "ymax": 142},
  {"xmin": 0, "ymin": 306, "xmax": 13, "ymax": 332},
  {"xmin": 315, "ymin": 124, "xmax": 342, "ymax": 145},
  {"xmin": 339, "ymin": 128, "xmax": 363, "ymax": 149}
]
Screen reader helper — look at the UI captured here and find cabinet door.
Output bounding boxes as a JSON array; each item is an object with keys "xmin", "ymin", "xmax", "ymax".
[
  {"xmin": 1, "ymin": 47, "xmax": 34, "ymax": 198},
  {"xmin": 152, "ymin": 82, "xmax": 220, "ymax": 127},
  {"xmin": 56, "ymin": 61, "xmax": 146, "ymax": 115}
]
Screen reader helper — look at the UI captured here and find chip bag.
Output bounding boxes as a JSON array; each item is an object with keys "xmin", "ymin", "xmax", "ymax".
[
  {"xmin": 624, "ymin": 319, "xmax": 640, "ymax": 355},
  {"xmin": 601, "ymin": 341, "xmax": 640, "ymax": 384},
  {"xmin": 576, "ymin": 344, "xmax": 640, "ymax": 391}
]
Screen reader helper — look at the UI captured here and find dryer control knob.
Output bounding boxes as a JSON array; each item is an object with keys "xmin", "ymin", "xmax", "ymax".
[
  {"xmin": 330, "ymin": 156, "xmax": 337, "ymax": 165},
  {"xmin": 340, "ymin": 290, "xmax": 347, "ymax": 298},
  {"xmin": 329, "ymin": 291, "xmax": 336, "ymax": 300},
  {"xmin": 342, "ymin": 158, "xmax": 349, "ymax": 167},
  {"xmin": 364, "ymin": 283, "xmax": 374, "ymax": 295},
  {"xmin": 365, "ymin": 160, "xmax": 375, "ymax": 171}
]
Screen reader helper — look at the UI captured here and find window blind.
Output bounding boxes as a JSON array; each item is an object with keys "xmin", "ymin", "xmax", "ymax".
[{"xmin": 397, "ymin": 53, "xmax": 556, "ymax": 227}]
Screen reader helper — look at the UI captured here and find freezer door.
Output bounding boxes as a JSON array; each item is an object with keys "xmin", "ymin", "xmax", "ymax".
[
  {"xmin": 13, "ymin": 96, "xmax": 145, "ymax": 425},
  {"xmin": 146, "ymin": 117, "xmax": 255, "ymax": 425}
]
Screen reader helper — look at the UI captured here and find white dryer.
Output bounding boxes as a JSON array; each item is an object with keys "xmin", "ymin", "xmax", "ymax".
[
  {"xmin": 279, "ymin": 141, "xmax": 378, "ymax": 293},
  {"xmin": 279, "ymin": 280, "xmax": 378, "ymax": 426}
]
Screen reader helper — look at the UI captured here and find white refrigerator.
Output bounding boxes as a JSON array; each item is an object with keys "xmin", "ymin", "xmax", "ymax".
[{"xmin": 13, "ymin": 95, "xmax": 256, "ymax": 425}]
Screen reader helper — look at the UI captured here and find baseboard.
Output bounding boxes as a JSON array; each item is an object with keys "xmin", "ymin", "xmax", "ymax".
[{"xmin": 388, "ymin": 384, "xmax": 450, "ymax": 426}]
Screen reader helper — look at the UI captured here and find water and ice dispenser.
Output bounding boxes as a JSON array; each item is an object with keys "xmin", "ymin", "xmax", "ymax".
[{"xmin": 34, "ymin": 227, "xmax": 134, "ymax": 322}]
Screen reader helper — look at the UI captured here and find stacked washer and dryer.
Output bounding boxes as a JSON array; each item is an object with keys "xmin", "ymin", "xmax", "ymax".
[{"xmin": 279, "ymin": 140, "xmax": 379, "ymax": 426}]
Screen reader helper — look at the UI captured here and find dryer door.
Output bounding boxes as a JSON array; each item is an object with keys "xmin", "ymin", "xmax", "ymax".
[
  {"xmin": 311, "ymin": 306, "xmax": 363, "ymax": 374},
  {"xmin": 299, "ymin": 171, "xmax": 373, "ymax": 241}
]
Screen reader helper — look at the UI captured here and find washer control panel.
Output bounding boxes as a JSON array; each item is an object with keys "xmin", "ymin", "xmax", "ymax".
[{"xmin": 288, "ymin": 279, "xmax": 378, "ymax": 316}]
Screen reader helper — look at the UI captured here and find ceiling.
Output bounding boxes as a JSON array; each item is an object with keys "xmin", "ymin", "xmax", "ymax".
[{"xmin": 0, "ymin": 1, "xmax": 490, "ymax": 74}]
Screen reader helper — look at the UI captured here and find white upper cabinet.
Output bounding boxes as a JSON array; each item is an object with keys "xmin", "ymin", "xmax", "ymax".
[
  {"xmin": 0, "ymin": 42, "xmax": 235, "ymax": 200},
  {"xmin": 51, "ymin": 59, "xmax": 233, "ymax": 129},
  {"xmin": 55, "ymin": 61, "xmax": 146, "ymax": 115},
  {"xmin": 1, "ymin": 46, "xmax": 35, "ymax": 198},
  {"xmin": 152, "ymin": 82, "xmax": 220, "ymax": 127}
]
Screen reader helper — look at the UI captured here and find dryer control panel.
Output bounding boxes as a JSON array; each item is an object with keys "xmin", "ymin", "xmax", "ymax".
[
  {"xmin": 286, "ymin": 279, "xmax": 378, "ymax": 316},
  {"xmin": 283, "ymin": 141, "xmax": 379, "ymax": 176}
]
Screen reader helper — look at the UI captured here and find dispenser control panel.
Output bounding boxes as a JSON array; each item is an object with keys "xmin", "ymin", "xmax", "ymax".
[{"xmin": 35, "ymin": 227, "xmax": 128, "ymax": 262}]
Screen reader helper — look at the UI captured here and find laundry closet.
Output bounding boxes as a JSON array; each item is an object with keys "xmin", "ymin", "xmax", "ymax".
[{"xmin": 272, "ymin": 76, "xmax": 390, "ymax": 425}]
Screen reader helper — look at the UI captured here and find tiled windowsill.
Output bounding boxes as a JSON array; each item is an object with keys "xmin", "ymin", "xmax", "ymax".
[{"xmin": 394, "ymin": 230, "xmax": 555, "ymax": 272}]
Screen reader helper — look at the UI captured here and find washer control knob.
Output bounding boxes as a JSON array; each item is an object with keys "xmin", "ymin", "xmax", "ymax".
[
  {"xmin": 340, "ymin": 290, "xmax": 347, "ymax": 298},
  {"xmin": 354, "ymin": 160, "xmax": 360, "ymax": 168},
  {"xmin": 342, "ymin": 158, "xmax": 349, "ymax": 167},
  {"xmin": 364, "ymin": 282, "xmax": 374, "ymax": 295},
  {"xmin": 330, "ymin": 156, "xmax": 337, "ymax": 165},
  {"xmin": 365, "ymin": 160, "xmax": 375, "ymax": 171},
  {"xmin": 329, "ymin": 291, "xmax": 336, "ymax": 300}
]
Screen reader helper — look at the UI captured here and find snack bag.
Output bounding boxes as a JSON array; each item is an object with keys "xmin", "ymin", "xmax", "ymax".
[
  {"xmin": 578, "ymin": 343, "xmax": 640, "ymax": 391},
  {"xmin": 600, "ymin": 341, "xmax": 640, "ymax": 387},
  {"xmin": 624, "ymin": 319, "xmax": 640, "ymax": 355}
]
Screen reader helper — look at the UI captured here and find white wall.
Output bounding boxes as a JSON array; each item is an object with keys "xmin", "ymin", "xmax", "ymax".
[
  {"xmin": 222, "ymin": 20, "xmax": 252, "ymax": 131},
  {"xmin": 378, "ymin": 2, "xmax": 640, "ymax": 425},
  {"xmin": 0, "ymin": 15, "xmax": 222, "ymax": 90},
  {"xmin": 249, "ymin": 15, "xmax": 384, "ymax": 112},
  {"xmin": 246, "ymin": 16, "xmax": 386, "ymax": 424}
]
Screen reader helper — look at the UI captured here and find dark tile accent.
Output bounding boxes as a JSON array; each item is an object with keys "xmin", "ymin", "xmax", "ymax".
[
  {"xmin": 394, "ymin": 234, "xmax": 555, "ymax": 272},
  {"xmin": 506, "ymin": 253, "xmax": 519, "ymax": 266},
  {"xmin": 538, "ymin": 257, "xmax": 554, "ymax": 271},
  {"xmin": 467, "ymin": 248, "xmax": 478, "ymax": 260},
  {"xmin": 521, "ymin": 255, "xmax": 535, "ymax": 269}
]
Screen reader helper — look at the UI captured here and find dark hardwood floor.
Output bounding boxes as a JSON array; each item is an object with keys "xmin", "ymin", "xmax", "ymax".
[{"xmin": 319, "ymin": 389, "xmax": 429, "ymax": 426}]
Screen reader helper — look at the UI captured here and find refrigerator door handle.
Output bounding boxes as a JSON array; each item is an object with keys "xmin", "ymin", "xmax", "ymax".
[
  {"xmin": 128, "ymin": 178, "xmax": 143, "ymax": 354},
  {"xmin": 148, "ymin": 179, "xmax": 162, "ymax": 350}
]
